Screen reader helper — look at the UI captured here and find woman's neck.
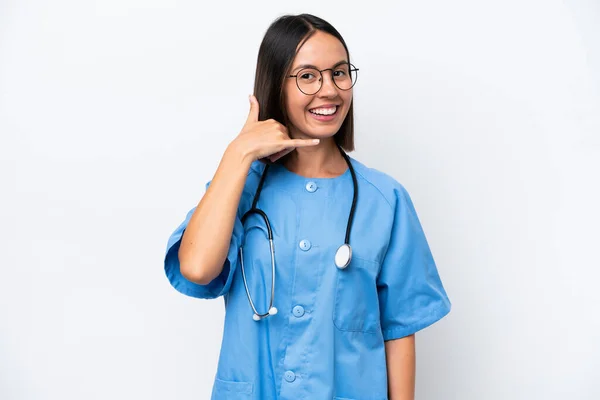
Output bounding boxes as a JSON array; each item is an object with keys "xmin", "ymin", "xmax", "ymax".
[{"xmin": 282, "ymin": 138, "xmax": 348, "ymax": 178}]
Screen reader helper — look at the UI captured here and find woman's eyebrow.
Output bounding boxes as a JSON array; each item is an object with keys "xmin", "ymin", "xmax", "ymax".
[{"xmin": 291, "ymin": 60, "xmax": 348, "ymax": 72}]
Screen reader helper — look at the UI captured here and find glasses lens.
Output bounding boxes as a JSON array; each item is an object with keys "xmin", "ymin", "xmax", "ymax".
[
  {"xmin": 333, "ymin": 63, "xmax": 356, "ymax": 90},
  {"xmin": 296, "ymin": 68, "xmax": 321, "ymax": 95}
]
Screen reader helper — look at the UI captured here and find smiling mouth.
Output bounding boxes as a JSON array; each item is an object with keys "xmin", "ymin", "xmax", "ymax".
[{"xmin": 308, "ymin": 105, "xmax": 338, "ymax": 116}]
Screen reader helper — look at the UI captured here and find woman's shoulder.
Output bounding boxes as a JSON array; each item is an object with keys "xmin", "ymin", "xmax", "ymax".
[{"xmin": 349, "ymin": 156, "xmax": 410, "ymax": 209}]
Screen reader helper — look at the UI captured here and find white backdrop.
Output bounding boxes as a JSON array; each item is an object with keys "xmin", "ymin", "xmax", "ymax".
[{"xmin": 1, "ymin": 0, "xmax": 599, "ymax": 399}]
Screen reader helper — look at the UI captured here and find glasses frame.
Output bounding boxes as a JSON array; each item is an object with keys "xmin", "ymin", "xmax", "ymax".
[{"xmin": 287, "ymin": 62, "xmax": 359, "ymax": 95}]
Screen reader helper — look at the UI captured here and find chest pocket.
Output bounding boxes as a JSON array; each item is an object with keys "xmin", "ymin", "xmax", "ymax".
[{"xmin": 333, "ymin": 256, "xmax": 382, "ymax": 333}]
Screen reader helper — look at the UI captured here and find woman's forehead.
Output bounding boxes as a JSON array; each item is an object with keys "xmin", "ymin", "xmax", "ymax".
[{"xmin": 293, "ymin": 31, "xmax": 347, "ymax": 69}]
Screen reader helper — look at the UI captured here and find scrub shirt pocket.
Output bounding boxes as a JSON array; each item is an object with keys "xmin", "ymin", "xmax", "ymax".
[
  {"xmin": 333, "ymin": 257, "xmax": 381, "ymax": 333},
  {"xmin": 211, "ymin": 378, "xmax": 253, "ymax": 399}
]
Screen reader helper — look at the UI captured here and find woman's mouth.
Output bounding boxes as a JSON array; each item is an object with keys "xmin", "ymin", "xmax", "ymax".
[{"xmin": 308, "ymin": 105, "xmax": 338, "ymax": 121}]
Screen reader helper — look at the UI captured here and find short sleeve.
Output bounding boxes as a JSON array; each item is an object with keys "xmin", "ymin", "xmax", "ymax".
[
  {"xmin": 377, "ymin": 184, "xmax": 451, "ymax": 341},
  {"xmin": 163, "ymin": 181, "xmax": 244, "ymax": 299}
]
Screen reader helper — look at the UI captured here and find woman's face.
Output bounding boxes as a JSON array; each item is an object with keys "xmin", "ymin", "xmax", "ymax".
[{"xmin": 283, "ymin": 31, "xmax": 353, "ymax": 140}]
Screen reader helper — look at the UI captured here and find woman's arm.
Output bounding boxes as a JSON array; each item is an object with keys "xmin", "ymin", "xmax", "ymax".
[
  {"xmin": 385, "ymin": 333, "xmax": 416, "ymax": 400},
  {"xmin": 178, "ymin": 143, "xmax": 252, "ymax": 284}
]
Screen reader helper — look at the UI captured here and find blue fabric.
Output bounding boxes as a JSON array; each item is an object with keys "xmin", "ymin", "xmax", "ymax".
[{"xmin": 164, "ymin": 156, "xmax": 451, "ymax": 400}]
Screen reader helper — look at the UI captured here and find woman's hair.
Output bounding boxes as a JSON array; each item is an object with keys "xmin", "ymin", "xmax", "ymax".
[{"xmin": 253, "ymin": 13, "xmax": 355, "ymax": 153}]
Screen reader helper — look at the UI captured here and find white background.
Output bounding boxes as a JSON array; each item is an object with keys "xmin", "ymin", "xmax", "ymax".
[{"xmin": 1, "ymin": 0, "xmax": 599, "ymax": 399}]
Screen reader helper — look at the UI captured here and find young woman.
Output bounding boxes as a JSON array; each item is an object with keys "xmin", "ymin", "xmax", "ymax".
[{"xmin": 164, "ymin": 13, "xmax": 451, "ymax": 400}]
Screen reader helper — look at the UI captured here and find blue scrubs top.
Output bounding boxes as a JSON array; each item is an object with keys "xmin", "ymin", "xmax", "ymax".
[{"xmin": 164, "ymin": 156, "xmax": 451, "ymax": 400}]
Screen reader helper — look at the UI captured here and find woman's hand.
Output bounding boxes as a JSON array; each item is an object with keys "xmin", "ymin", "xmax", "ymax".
[{"xmin": 232, "ymin": 95, "xmax": 320, "ymax": 163}]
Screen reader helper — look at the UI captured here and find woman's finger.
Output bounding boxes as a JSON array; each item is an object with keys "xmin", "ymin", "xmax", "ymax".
[{"xmin": 286, "ymin": 138, "xmax": 320, "ymax": 147}]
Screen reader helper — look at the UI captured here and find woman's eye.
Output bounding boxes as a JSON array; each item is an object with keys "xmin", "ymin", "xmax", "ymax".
[
  {"xmin": 300, "ymin": 73, "xmax": 315, "ymax": 80},
  {"xmin": 334, "ymin": 70, "xmax": 347, "ymax": 77}
]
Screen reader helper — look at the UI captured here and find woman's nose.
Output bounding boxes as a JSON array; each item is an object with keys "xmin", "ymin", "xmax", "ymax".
[{"xmin": 318, "ymin": 72, "xmax": 338, "ymax": 97}]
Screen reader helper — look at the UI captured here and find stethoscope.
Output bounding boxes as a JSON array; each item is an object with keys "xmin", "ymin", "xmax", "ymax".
[{"xmin": 239, "ymin": 144, "xmax": 358, "ymax": 321}]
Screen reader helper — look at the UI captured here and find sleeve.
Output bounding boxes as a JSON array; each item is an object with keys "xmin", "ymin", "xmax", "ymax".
[
  {"xmin": 377, "ymin": 184, "xmax": 451, "ymax": 341},
  {"xmin": 163, "ymin": 181, "xmax": 245, "ymax": 299}
]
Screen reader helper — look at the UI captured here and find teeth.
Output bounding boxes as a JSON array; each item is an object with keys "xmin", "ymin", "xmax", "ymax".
[{"xmin": 309, "ymin": 106, "xmax": 337, "ymax": 115}]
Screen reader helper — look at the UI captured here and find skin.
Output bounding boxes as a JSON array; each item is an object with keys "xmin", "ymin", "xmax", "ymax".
[
  {"xmin": 280, "ymin": 30, "xmax": 417, "ymax": 399},
  {"xmin": 386, "ymin": 334, "xmax": 416, "ymax": 400}
]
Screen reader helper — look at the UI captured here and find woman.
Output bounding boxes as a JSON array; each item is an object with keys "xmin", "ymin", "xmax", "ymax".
[{"xmin": 164, "ymin": 13, "xmax": 451, "ymax": 400}]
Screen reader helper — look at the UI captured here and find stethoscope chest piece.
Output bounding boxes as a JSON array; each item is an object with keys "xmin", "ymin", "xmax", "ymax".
[
  {"xmin": 253, "ymin": 306, "xmax": 278, "ymax": 321},
  {"xmin": 335, "ymin": 244, "xmax": 352, "ymax": 269}
]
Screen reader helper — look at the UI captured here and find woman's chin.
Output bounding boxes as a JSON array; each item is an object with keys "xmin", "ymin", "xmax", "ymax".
[{"xmin": 301, "ymin": 124, "xmax": 343, "ymax": 138}]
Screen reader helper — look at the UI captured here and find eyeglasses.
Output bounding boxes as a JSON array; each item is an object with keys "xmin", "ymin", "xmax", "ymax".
[{"xmin": 287, "ymin": 62, "xmax": 359, "ymax": 95}]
